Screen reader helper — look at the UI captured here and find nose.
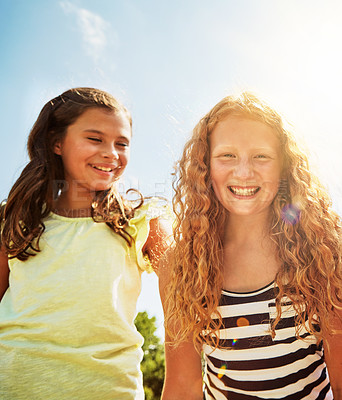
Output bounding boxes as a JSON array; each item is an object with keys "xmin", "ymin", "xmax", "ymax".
[
  {"xmin": 102, "ymin": 143, "xmax": 119, "ymax": 160},
  {"xmin": 233, "ymin": 158, "xmax": 254, "ymax": 179}
]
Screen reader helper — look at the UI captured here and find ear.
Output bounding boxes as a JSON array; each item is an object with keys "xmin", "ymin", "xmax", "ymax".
[{"xmin": 53, "ymin": 140, "xmax": 62, "ymax": 155}]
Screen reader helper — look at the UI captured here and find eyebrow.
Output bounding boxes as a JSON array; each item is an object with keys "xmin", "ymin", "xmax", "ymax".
[
  {"xmin": 254, "ymin": 147, "xmax": 278, "ymax": 153},
  {"xmin": 211, "ymin": 145, "xmax": 279, "ymax": 157},
  {"xmin": 83, "ymin": 129, "xmax": 104, "ymax": 134},
  {"xmin": 83, "ymin": 129, "xmax": 130, "ymax": 140},
  {"xmin": 213, "ymin": 145, "xmax": 277, "ymax": 151}
]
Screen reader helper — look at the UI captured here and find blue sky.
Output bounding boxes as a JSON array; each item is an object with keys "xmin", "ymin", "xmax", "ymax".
[{"xmin": 1, "ymin": 0, "xmax": 342, "ymax": 335}]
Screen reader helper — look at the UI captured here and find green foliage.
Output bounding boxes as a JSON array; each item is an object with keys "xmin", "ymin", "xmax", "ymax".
[{"xmin": 135, "ymin": 311, "xmax": 165, "ymax": 400}]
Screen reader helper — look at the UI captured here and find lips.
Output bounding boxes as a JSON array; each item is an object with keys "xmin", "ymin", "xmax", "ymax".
[
  {"xmin": 92, "ymin": 165, "xmax": 113, "ymax": 172},
  {"xmin": 90, "ymin": 162, "xmax": 119, "ymax": 173},
  {"xmin": 228, "ymin": 186, "xmax": 260, "ymax": 197}
]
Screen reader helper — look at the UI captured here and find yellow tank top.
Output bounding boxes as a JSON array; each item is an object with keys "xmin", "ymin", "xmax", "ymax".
[{"xmin": 0, "ymin": 199, "xmax": 167, "ymax": 399}]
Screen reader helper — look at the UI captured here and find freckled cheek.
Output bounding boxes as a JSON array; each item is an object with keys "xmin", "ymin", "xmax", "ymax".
[
  {"xmin": 257, "ymin": 164, "xmax": 281, "ymax": 183},
  {"xmin": 261, "ymin": 172, "xmax": 281, "ymax": 199},
  {"xmin": 210, "ymin": 164, "xmax": 232, "ymax": 184}
]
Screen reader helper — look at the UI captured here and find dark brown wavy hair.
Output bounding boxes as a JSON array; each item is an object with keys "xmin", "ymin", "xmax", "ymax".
[
  {"xmin": 164, "ymin": 91, "xmax": 342, "ymax": 351},
  {"xmin": 0, "ymin": 87, "xmax": 143, "ymax": 261}
]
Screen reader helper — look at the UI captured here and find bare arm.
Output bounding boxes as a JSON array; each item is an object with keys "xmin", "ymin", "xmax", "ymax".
[
  {"xmin": 159, "ymin": 260, "xmax": 203, "ymax": 400},
  {"xmin": 162, "ymin": 336, "xmax": 203, "ymax": 400},
  {"xmin": 324, "ymin": 309, "xmax": 342, "ymax": 399},
  {"xmin": 0, "ymin": 248, "xmax": 9, "ymax": 301}
]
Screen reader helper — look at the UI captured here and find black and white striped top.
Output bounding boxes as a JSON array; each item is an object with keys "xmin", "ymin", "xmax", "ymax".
[{"xmin": 202, "ymin": 282, "xmax": 333, "ymax": 399}]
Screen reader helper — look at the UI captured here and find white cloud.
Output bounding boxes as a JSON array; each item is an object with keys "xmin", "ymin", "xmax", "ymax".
[{"xmin": 59, "ymin": 1, "xmax": 112, "ymax": 62}]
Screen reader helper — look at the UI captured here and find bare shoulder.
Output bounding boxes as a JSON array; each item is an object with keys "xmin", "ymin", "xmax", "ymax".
[
  {"xmin": 149, "ymin": 216, "xmax": 173, "ymax": 243},
  {"xmin": 143, "ymin": 216, "xmax": 173, "ymax": 275}
]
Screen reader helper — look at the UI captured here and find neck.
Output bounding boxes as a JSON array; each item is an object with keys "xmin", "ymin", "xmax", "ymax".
[
  {"xmin": 53, "ymin": 190, "xmax": 94, "ymax": 217},
  {"xmin": 224, "ymin": 211, "xmax": 272, "ymax": 244}
]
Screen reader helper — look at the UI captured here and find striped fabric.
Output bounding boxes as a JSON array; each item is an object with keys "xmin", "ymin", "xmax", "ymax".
[{"xmin": 202, "ymin": 282, "xmax": 333, "ymax": 399}]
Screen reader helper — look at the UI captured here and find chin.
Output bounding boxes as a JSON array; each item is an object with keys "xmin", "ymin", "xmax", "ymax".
[
  {"xmin": 88, "ymin": 181, "xmax": 115, "ymax": 192},
  {"xmin": 227, "ymin": 209, "xmax": 255, "ymax": 216}
]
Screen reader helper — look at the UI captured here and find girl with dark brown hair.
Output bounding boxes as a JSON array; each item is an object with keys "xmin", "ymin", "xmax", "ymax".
[{"xmin": 0, "ymin": 87, "xmax": 171, "ymax": 399}]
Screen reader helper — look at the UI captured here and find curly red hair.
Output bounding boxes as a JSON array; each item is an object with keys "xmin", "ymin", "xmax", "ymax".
[{"xmin": 164, "ymin": 91, "xmax": 342, "ymax": 351}]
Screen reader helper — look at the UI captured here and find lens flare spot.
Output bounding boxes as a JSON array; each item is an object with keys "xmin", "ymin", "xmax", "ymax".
[
  {"xmin": 236, "ymin": 317, "xmax": 250, "ymax": 327},
  {"xmin": 217, "ymin": 364, "xmax": 227, "ymax": 379},
  {"xmin": 281, "ymin": 204, "xmax": 301, "ymax": 225},
  {"xmin": 232, "ymin": 339, "xmax": 238, "ymax": 346}
]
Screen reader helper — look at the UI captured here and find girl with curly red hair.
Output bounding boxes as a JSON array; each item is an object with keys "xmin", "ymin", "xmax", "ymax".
[{"xmin": 160, "ymin": 92, "xmax": 342, "ymax": 399}]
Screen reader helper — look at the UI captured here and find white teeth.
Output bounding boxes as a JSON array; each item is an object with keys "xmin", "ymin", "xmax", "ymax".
[
  {"xmin": 93, "ymin": 166, "xmax": 112, "ymax": 172},
  {"xmin": 229, "ymin": 186, "xmax": 259, "ymax": 196}
]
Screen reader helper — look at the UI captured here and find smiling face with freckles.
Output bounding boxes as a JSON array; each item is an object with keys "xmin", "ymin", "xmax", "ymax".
[
  {"xmin": 209, "ymin": 117, "xmax": 282, "ymax": 219},
  {"xmin": 53, "ymin": 107, "xmax": 131, "ymax": 210}
]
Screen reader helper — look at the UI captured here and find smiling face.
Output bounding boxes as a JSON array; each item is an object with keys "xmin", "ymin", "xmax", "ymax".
[
  {"xmin": 53, "ymin": 107, "xmax": 131, "ymax": 210},
  {"xmin": 209, "ymin": 117, "xmax": 282, "ymax": 219}
]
